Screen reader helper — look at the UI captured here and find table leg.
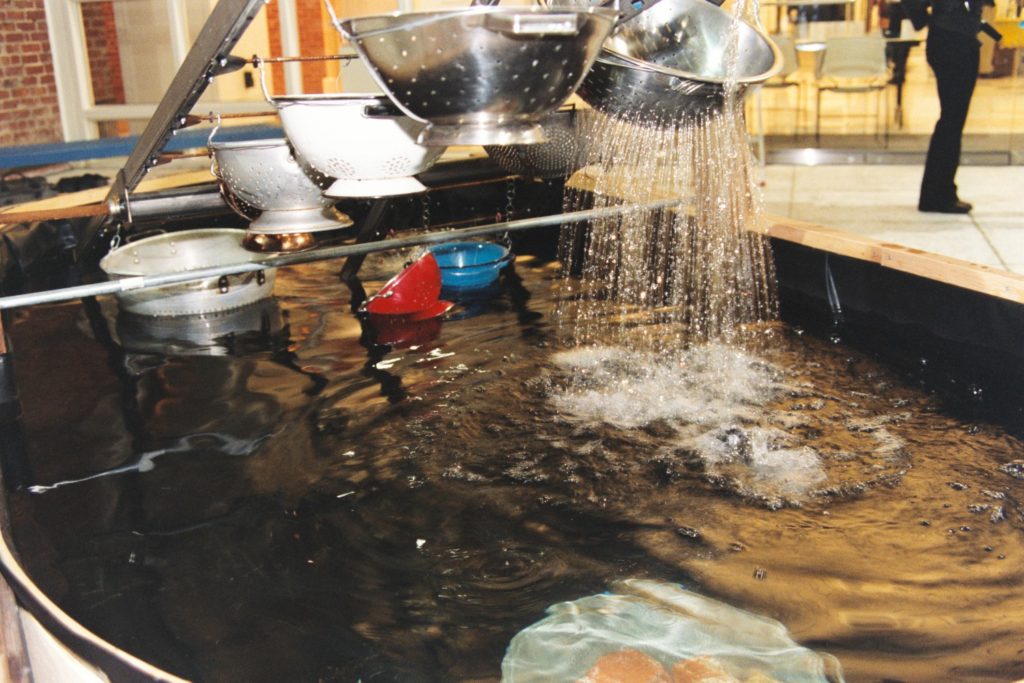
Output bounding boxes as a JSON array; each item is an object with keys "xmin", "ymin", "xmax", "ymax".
[
  {"xmin": 340, "ymin": 197, "xmax": 392, "ymax": 311},
  {"xmin": 887, "ymin": 42, "xmax": 915, "ymax": 129}
]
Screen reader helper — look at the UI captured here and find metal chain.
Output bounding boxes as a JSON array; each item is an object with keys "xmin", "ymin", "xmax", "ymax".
[
  {"xmin": 505, "ymin": 178, "xmax": 516, "ymax": 222},
  {"xmin": 500, "ymin": 179, "xmax": 516, "ymax": 245},
  {"xmin": 109, "ymin": 224, "xmax": 123, "ymax": 251},
  {"xmin": 420, "ymin": 195, "xmax": 431, "ymax": 229}
]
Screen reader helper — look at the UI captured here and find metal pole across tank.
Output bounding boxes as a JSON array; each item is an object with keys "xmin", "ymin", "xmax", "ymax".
[{"xmin": 0, "ymin": 199, "xmax": 685, "ymax": 311}]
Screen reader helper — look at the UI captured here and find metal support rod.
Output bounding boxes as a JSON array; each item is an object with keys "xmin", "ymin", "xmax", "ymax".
[
  {"xmin": 339, "ymin": 197, "xmax": 392, "ymax": 286},
  {"xmin": 0, "ymin": 199, "xmax": 683, "ymax": 311},
  {"xmin": 255, "ymin": 52, "xmax": 359, "ymax": 64}
]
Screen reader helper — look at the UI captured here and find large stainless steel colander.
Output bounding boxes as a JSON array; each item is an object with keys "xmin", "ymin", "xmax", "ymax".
[
  {"xmin": 335, "ymin": 6, "xmax": 618, "ymax": 146},
  {"xmin": 210, "ymin": 138, "xmax": 353, "ymax": 235},
  {"xmin": 484, "ymin": 106, "xmax": 585, "ymax": 179},
  {"xmin": 575, "ymin": 0, "xmax": 781, "ymax": 120}
]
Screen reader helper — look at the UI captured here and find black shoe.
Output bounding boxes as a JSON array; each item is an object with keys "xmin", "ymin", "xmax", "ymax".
[{"xmin": 918, "ymin": 200, "xmax": 972, "ymax": 214}]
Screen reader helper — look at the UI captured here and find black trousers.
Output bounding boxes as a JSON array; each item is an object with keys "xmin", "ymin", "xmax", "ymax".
[{"xmin": 919, "ymin": 27, "xmax": 980, "ymax": 208}]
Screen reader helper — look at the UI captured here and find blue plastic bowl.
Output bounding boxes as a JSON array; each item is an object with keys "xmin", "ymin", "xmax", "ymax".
[{"xmin": 427, "ymin": 242, "xmax": 513, "ymax": 290}]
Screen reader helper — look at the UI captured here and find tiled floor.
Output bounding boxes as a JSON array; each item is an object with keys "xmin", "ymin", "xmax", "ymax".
[
  {"xmin": 760, "ymin": 164, "xmax": 1024, "ymax": 274},
  {"xmin": 750, "ymin": 26, "xmax": 1024, "ymax": 279}
]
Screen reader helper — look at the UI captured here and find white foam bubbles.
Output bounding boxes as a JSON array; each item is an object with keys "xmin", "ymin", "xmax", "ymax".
[
  {"xmin": 550, "ymin": 343, "xmax": 783, "ymax": 429},
  {"xmin": 549, "ymin": 342, "xmax": 832, "ymax": 503}
]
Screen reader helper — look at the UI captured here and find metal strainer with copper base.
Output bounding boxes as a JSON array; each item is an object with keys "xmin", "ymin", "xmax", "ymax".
[{"xmin": 209, "ymin": 137, "xmax": 353, "ymax": 252}]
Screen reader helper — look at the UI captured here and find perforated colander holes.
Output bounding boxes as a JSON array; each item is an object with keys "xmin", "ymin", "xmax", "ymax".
[
  {"xmin": 383, "ymin": 157, "xmax": 414, "ymax": 176},
  {"xmin": 305, "ymin": 165, "xmax": 331, "ymax": 190},
  {"xmin": 326, "ymin": 157, "xmax": 357, "ymax": 178}
]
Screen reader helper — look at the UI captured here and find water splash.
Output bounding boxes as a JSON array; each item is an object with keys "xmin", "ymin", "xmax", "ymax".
[
  {"xmin": 549, "ymin": 344, "xmax": 783, "ymax": 429},
  {"xmin": 547, "ymin": 341, "xmax": 911, "ymax": 507}
]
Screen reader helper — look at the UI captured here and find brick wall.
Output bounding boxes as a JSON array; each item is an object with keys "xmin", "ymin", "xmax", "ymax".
[
  {"xmin": 263, "ymin": 0, "xmax": 329, "ymax": 95},
  {"xmin": 81, "ymin": 2, "xmax": 124, "ymax": 106},
  {"xmin": 264, "ymin": 1, "xmax": 286, "ymax": 94},
  {"xmin": 0, "ymin": 0, "xmax": 63, "ymax": 147},
  {"xmin": 297, "ymin": 0, "xmax": 327, "ymax": 94}
]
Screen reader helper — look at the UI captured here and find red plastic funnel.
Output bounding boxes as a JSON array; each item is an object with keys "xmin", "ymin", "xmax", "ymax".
[{"xmin": 365, "ymin": 252, "xmax": 444, "ymax": 316}]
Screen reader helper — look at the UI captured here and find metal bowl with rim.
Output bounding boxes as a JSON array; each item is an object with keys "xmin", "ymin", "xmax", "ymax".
[
  {"xmin": 336, "ymin": 6, "xmax": 618, "ymax": 146},
  {"xmin": 426, "ymin": 241, "xmax": 514, "ymax": 291},
  {"xmin": 210, "ymin": 138, "xmax": 353, "ymax": 236},
  {"xmin": 575, "ymin": 0, "xmax": 781, "ymax": 120},
  {"xmin": 100, "ymin": 229, "xmax": 276, "ymax": 317},
  {"xmin": 275, "ymin": 94, "xmax": 445, "ymax": 199}
]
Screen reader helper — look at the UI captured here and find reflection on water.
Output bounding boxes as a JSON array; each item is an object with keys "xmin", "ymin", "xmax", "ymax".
[{"xmin": 2, "ymin": 256, "xmax": 1023, "ymax": 682}]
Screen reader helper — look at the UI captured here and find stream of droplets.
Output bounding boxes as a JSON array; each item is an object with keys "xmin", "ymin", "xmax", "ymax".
[
  {"xmin": 548, "ymin": 0, "xmax": 832, "ymax": 510},
  {"xmin": 556, "ymin": 0, "xmax": 774, "ymax": 353}
]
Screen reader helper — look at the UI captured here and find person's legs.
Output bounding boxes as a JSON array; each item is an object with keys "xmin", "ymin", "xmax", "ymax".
[{"xmin": 919, "ymin": 30, "xmax": 980, "ymax": 211}]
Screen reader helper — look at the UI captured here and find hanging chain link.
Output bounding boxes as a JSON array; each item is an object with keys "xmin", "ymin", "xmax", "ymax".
[
  {"xmin": 500, "ymin": 178, "xmax": 517, "ymax": 246},
  {"xmin": 109, "ymin": 223, "xmax": 123, "ymax": 251},
  {"xmin": 420, "ymin": 194, "xmax": 431, "ymax": 230}
]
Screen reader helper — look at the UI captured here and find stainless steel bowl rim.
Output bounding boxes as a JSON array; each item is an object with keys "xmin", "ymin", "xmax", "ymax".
[
  {"xmin": 273, "ymin": 93, "xmax": 389, "ymax": 106},
  {"xmin": 600, "ymin": 32, "xmax": 782, "ymax": 86},
  {"xmin": 100, "ymin": 228, "xmax": 274, "ymax": 278},
  {"xmin": 338, "ymin": 6, "xmax": 620, "ymax": 40},
  {"xmin": 209, "ymin": 137, "xmax": 290, "ymax": 152}
]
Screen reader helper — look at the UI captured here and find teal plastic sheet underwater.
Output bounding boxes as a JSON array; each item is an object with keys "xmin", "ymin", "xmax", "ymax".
[{"xmin": 502, "ymin": 579, "xmax": 844, "ymax": 682}]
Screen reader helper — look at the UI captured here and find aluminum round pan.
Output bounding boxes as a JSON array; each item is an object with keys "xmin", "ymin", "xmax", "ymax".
[
  {"xmin": 576, "ymin": 0, "xmax": 781, "ymax": 120},
  {"xmin": 337, "ymin": 6, "xmax": 618, "ymax": 146},
  {"xmin": 100, "ymin": 229, "xmax": 276, "ymax": 317}
]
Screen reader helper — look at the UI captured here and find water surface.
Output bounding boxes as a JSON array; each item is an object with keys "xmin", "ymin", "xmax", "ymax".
[{"xmin": 3, "ymin": 255, "xmax": 1023, "ymax": 682}]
